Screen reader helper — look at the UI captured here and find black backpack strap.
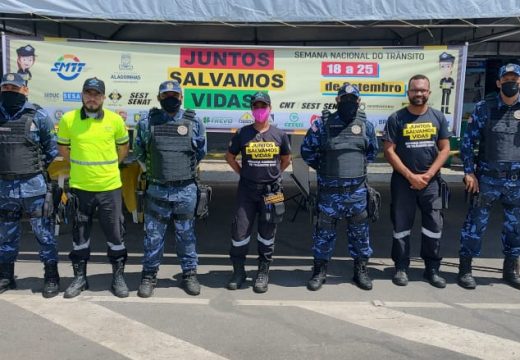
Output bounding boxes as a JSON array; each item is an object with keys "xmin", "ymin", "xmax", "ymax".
[
  {"xmin": 483, "ymin": 97, "xmax": 498, "ymax": 122},
  {"xmin": 148, "ymin": 107, "xmax": 162, "ymax": 125},
  {"xmin": 182, "ymin": 109, "xmax": 196, "ymax": 122},
  {"xmin": 356, "ymin": 109, "xmax": 367, "ymax": 122},
  {"xmin": 321, "ymin": 109, "xmax": 331, "ymax": 125},
  {"xmin": 320, "ymin": 110, "xmax": 332, "ymax": 152},
  {"xmin": 29, "ymin": 102, "xmax": 43, "ymax": 111}
]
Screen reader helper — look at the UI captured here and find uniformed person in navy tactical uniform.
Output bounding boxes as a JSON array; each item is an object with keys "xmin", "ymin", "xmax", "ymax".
[
  {"xmin": 383, "ymin": 74, "xmax": 451, "ymax": 288},
  {"xmin": 225, "ymin": 92, "xmax": 291, "ymax": 293},
  {"xmin": 301, "ymin": 83, "xmax": 378, "ymax": 291},
  {"xmin": 134, "ymin": 80, "xmax": 207, "ymax": 297},
  {"xmin": 0, "ymin": 73, "xmax": 59, "ymax": 298},
  {"xmin": 439, "ymin": 52, "xmax": 455, "ymax": 115},
  {"xmin": 458, "ymin": 63, "xmax": 520, "ymax": 290}
]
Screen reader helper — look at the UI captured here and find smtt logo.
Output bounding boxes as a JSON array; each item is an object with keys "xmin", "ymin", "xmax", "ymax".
[{"xmin": 50, "ymin": 54, "xmax": 86, "ymax": 80}]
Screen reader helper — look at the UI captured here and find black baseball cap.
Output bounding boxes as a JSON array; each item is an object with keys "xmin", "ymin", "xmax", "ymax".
[
  {"xmin": 159, "ymin": 80, "xmax": 182, "ymax": 94},
  {"xmin": 498, "ymin": 63, "xmax": 520, "ymax": 78},
  {"xmin": 250, "ymin": 92, "xmax": 271, "ymax": 106},
  {"xmin": 337, "ymin": 82, "xmax": 360, "ymax": 98},
  {"xmin": 1, "ymin": 73, "xmax": 26, "ymax": 88},
  {"xmin": 82, "ymin": 77, "xmax": 105, "ymax": 94}
]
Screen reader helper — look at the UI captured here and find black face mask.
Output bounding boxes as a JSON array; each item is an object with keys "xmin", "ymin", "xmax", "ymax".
[
  {"xmin": 0, "ymin": 91, "xmax": 26, "ymax": 116},
  {"xmin": 337, "ymin": 101, "xmax": 359, "ymax": 122},
  {"xmin": 501, "ymin": 81, "xmax": 519, "ymax": 98},
  {"xmin": 160, "ymin": 97, "xmax": 181, "ymax": 114}
]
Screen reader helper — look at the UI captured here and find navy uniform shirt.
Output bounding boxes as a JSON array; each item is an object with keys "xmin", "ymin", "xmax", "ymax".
[
  {"xmin": 0, "ymin": 101, "xmax": 58, "ymax": 198},
  {"xmin": 383, "ymin": 107, "xmax": 451, "ymax": 174},
  {"xmin": 460, "ymin": 94, "xmax": 520, "ymax": 183},
  {"xmin": 301, "ymin": 112, "xmax": 378, "ymax": 187},
  {"xmin": 228, "ymin": 124, "xmax": 291, "ymax": 184}
]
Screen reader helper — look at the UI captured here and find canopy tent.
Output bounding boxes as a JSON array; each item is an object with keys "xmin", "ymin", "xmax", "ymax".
[
  {"xmin": 1, "ymin": 1, "xmax": 520, "ymax": 55},
  {"xmin": 1, "ymin": 0, "xmax": 520, "ymax": 22}
]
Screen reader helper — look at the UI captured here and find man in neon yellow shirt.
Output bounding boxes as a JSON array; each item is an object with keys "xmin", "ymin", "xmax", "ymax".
[{"xmin": 57, "ymin": 77, "xmax": 130, "ymax": 298}]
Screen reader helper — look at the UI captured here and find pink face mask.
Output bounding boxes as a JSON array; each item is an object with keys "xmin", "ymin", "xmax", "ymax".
[{"xmin": 252, "ymin": 108, "xmax": 271, "ymax": 123}]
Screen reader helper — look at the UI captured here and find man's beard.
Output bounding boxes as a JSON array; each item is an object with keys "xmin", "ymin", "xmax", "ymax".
[
  {"xmin": 82, "ymin": 101, "xmax": 102, "ymax": 113},
  {"xmin": 409, "ymin": 95, "xmax": 428, "ymax": 106}
]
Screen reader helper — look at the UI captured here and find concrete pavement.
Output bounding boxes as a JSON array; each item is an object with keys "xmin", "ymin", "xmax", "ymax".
[{"xmin": 3, "ymin": 164, "xmax": 520, "ymax": 360}]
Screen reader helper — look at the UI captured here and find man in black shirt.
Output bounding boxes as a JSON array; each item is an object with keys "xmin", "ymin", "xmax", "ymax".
[
  {"xmin": 383, "ymin": 74, "xmax": 451, "ymax": 288},
  {"xmin": 225, "ymin": 92, "xmax": 291, "ymax": 293}
]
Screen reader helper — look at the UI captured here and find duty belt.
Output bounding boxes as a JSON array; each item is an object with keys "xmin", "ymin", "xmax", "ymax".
[
  {"xmin": 240, "ymin": 178, "xmax": 280, "ymax": 190},
  {"xmin": 479, "ymin": 169, "xmax": 520, "ymax": 180},
  {"xmin": 319, "ymin": 182, "xmax": 364, "ymax": 194},
  {"xmin": 0, "ymin": 173, "xmax": 40, "ymax": 180},
  {"xmin": 150, "ymin": 179, "xmax": 195, "ymax": 187}
]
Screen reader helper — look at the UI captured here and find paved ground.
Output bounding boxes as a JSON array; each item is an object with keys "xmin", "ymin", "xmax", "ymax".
[{"xmin": 3, "ymin": 164, "xmax": 520, "ymax": 360}]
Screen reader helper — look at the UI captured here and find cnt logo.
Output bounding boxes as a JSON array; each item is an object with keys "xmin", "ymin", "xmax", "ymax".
[{"xmin": 50, "ymin": 54, "xmax": 86, "ymax": 81}]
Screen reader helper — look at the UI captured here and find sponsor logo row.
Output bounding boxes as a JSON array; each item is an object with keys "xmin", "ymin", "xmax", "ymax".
[
  {"xmin": 50, "ymin": 53, "xmax": 142, "ymax": 82},
  {"xmin": 44, "ymin": 91, "xmax": 153, "ymax": 105}
]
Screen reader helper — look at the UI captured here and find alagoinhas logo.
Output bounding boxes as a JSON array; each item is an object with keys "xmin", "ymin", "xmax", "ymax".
[{"xmin": 50, "ymin": 54, "xmax": 86, "ymax": 80}]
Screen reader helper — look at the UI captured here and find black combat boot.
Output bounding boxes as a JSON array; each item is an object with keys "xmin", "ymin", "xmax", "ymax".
[
  {"xmin": 253, "ymin": 261, "xmax": 270, "ymax": 294},
  {"xmin": 0, "ymin": 262, "xmax": 16, "ymax": 294},
  {"xmin": 307, "ymin": 259, "xmax": 328, "ymax": 291},
  {"xmin": 182, "ymin": 269, "xmax": 201, "ymax": 296},
  {"xmin": 64, "ymin": 260, "xmax": 88, "ymax": 298},
  {"xmin": 392, "ymin": 268, "xmax": 409, "ymax": 286},
  {"xmin": 457, "ymin": 256, "xmax": 476, "ymax": 289},
  {"xmin": 111, "ymin": 258, "xmax": 129, "ymax": 298},
  {"xmin": 137, "ymin": 270, "xmax": 157, "ymax": 298},
  {"xmin": 503, "ymin": 257, "xmax": 520, "ymax": 290},
  {"xmin": 227, "ymin": 263, "xmax": 247, "ymax": 290},
  {"xmin": 42, "ymin": 261, "xmax": 60, "ymax": 298},
  {"xmin": 423, "ymin": 268, "xmax": 447, "ymax": 288},
  {"xmin": 353, "ymin": 258, "xmax": 373, "ymax": 290}
]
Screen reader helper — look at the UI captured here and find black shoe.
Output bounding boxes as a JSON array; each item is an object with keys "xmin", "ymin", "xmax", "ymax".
[
  {"xmin": 227, "ymin": 263, "xmax": 247, "ymax": 290},
  {"xmin": 392, "ymin": 269, "xmax": 408, "ymax": 286},
  {"xmin": 0, "ymin": 262, "xmax": 16, "ymax": 294},
  {"xmin": 137, "ymin": 270, "xmax": 157, "ymax": 298},
  {"xmin": 353, "ymin": 258, "xmax": 372, "ymax": 290},
  {"xmin": 503, "ymin": 257, "xmax": 520, "ymax": 290},
  {"xmin": 42, "ymin": 261, "xmax": 60, "ymax": 298},
  {"xmin": 110, "ymin": 258, "xmax": 129, "ymax": 298},
  {"xmin": 182, "ymin": 270, "xmax": 201, "ymax": 296},
  {"xmin": 64, "ymin": 261, "xmax": 88, "ymax": 299},
  {"xmin": 458, "ymin": 256, "xmax": 476, "ymax": 289},
  {"xmin": 253, "ymin": 261, "xmax": 270, "ymax": 294},
  {"xmin": 423, "ymin": 268, "xmax": 446, "ymax": 289},
  {"xmin": 307, "ymin": 259, "xmax": 328, "ymax": 291}
]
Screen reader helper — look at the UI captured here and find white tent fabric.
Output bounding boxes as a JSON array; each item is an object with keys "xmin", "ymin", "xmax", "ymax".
[{"xmin": 1, "ymin": 0, "xmax": 520, "ymax": 22}]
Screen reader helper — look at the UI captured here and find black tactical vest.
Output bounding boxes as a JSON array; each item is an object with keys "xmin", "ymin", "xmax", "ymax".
[
  {"xmin": 479, "ymin": 100, "xmax": 520, "ymax": 162},
  {"xmin": 0, "ymin": 106, "xmax": 43, "ymax": 177},
  {"xmin": 318, "ymin": 110, "xmax": 368, "ymax": 179},
  {"xmin": 147, "ymin": 109, "xmax": 197, "ymax": 183}
]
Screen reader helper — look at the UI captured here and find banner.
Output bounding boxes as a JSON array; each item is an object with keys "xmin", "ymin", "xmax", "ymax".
[{"xmin": 2, "ymin": 36, "xmax": 467, "ymax": 135}]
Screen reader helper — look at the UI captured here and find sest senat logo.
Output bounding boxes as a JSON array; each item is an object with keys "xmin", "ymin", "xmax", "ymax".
[{"xmin": 50, "ymin": 54, "xmax": 86, "ymax": 80}]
